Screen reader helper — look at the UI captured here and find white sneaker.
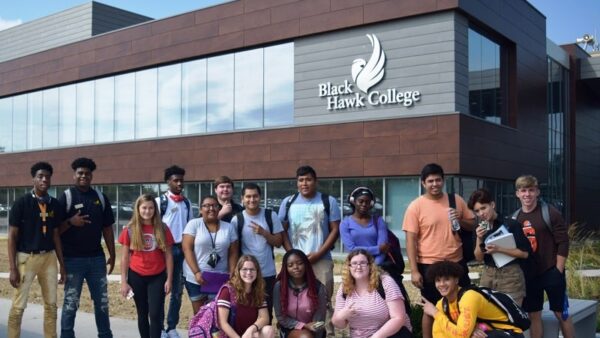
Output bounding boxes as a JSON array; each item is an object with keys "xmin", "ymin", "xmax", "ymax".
[
  {"xmin": 166, "ymin": 329, "xmax": 181, "ymax": 338},
  {"xmin": 160, "ymin": 331, "xmax": 168, "ymax": 338}
]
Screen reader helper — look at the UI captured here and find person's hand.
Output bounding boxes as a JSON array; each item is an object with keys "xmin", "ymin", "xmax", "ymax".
[
  {"xmin": 307, "ymin": 252, "xmax": 318, "ymax": 264},
  {"xmin": 241, "ymin": 326, "xmax": 256, "ymax": 338},
  {"xmin": 379, "ymin": 242, "xmax": 391, "ymax": 254},
  {"xmin": 120, "ymin": 283, "xmax": 132, "ymax": 298},
  {"xmin": 475, "ymin": 225, "xmax": 487, "ymax": 239},
  {"xmin": 556, "ymin": 265, "xmax": 565, "ymax": 274},
  {"xmin": 419, "ymin": 298, "xmax": 438, "ymax": 317},
  {"xmin": 106, "ymin": 255, "xmax": 115, "ymax": 275},
  {"xmin": 9, "ymin": 268, "xmax": 20, "ymax": 288},
  {"xmin": 411, "ymin": 270, "xmax": 423, "ymax": 289},
  {"xmin": 341, "ymin": 301, "xmax": 356, "ymax": 320},
  {"xmin": 249, "ymin": 221, "xmax": 264, "ymax": 236},
  {"xmin": 164, "ymin": 279, "xmax": 172, "ymax": 295},
  {"xmin": 219, "ymin": 201, "xmax": 232, "ymax": 218},
  {"xmin": 58, "ymin": 265, "xmax": 66, "ymax": 284},
  {"xmin": 448, "ymin": 208, "xmax": 460, "ymax": 222},
  {"xmin": 194, "ymin": 271, "xmax": 205, "ymax": 285},
  {"xmin": 484, "ymin": 244, "xmax": 500, "ymax": 254},
  {"xmin": 70, "ymin": 210, "xmax": 91, "ymax": 226},
  {"xmin": 471, "ymin": 327, "xmax": 488, "ymax": 338}
]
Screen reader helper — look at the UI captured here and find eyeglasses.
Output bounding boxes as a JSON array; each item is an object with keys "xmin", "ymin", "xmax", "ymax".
[
  {"xmin": 349, "ymin": 261, "xmax": 369, "ymax": 268},
  {"xmin": 240, "ymin": 268, "xmax": 256, "ymax": 273},
  {"xmin": 201, "ymin": 204, "xmax": 219, "ymax": 210}
]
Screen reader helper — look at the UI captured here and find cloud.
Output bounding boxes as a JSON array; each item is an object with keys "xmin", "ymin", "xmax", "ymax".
[{"xmin": 0, "ymin": 17, "xmax": 23, "ymax": 31}]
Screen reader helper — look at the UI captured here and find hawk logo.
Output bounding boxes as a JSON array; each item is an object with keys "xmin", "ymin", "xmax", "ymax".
[
  {"xmin": 351, "ymin": 34, "xmax": 386, "ymax": 94},
  {"xmin": 317, "ymin": 34, "xmax": 421, "ymax": 111}
]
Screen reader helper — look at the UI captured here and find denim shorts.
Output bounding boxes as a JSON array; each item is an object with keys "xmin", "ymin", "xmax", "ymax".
[{"xmin": 185, "ymin": 281, "xmax": 216, "ymax": 302}]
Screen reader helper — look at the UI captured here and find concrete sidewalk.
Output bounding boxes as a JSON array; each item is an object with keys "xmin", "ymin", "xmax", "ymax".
[{"xmin": 0, "ymin": 298, "xmax": 188, "ymax": 338}]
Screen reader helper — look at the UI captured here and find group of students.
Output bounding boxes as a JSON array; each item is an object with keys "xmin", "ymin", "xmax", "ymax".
[{"xmin": 7, "ymin": 160, "xmax": 572, "ymax": 338}]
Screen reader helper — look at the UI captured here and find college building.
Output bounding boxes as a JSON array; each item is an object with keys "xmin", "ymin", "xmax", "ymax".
[{"xmin": 0, "ymin": 0, "xmax": 599, "ymax": 244}]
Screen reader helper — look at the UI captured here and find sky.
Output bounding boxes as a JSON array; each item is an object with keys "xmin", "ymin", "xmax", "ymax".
[{"xmin": 0, "ymin": 0, "xmax": 599, "ymax": 46}]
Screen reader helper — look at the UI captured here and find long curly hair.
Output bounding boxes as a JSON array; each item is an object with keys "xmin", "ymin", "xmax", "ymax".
[
  {"xmin": 276, "ymin": 249, "xmax": 320, "ymax": 316},
  {"xmin": 127, "ymin": 194, "xmax": 168, "ymax": 252},
  {"xmin": 228, "ymin": 255, "xmax": 265, "ymax": 307},
  {"xmin": 341, "ymin": 249, "xmax": 381, "ymax": 296}
]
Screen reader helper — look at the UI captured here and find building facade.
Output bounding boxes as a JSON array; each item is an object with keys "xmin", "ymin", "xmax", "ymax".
[{"xmin": 1, "ymin": 0, "xmax": 599, "ymax": 242}]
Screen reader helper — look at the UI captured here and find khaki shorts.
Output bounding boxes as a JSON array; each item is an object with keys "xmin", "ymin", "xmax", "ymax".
[{"xmin": 480, "ymin": 263, "xmax": 525, "ymax": 306}]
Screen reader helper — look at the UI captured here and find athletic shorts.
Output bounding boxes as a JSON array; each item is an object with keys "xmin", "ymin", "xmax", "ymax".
[{"xmin": 522, "ymin": 266, "xmax": 566, "ymax": 313}]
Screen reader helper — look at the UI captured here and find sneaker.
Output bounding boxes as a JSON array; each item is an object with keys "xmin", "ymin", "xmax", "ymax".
[
  {"xmin": 160, "ymin": 331, "xmax": 168, "ymax": 338},
  {"xmin": 166, "ymin": 329, "xmax": 181, "ymax": 338}
]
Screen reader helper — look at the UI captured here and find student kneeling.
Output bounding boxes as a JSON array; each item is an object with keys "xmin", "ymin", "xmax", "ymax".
[{"xmin": 421, "ymin": 261, "xmax": 524, "ymax": 338}]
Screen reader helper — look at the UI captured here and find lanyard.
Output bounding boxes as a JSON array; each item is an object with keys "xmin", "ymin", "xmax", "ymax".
[
  {"xmin": 204, "ymin": 222, "xmax": 218, "ymax": 249},
  {"xmin": 38, "ymin": 202, "xmax": 48, "ymax": 237}
]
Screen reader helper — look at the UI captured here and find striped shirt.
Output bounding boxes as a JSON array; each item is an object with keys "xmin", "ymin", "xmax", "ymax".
[
  {"xmin": 334, "ymin": 274, "xmax": 411, "ymax": 337},
  {"xmin": 217, "ymin": 286, "xmax": 267, "ymax": 335}
]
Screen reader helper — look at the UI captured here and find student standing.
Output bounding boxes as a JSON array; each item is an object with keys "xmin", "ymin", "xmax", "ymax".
[{"xmin": 120, "ymin": 194, "xmax": 174, "ymax": 338}]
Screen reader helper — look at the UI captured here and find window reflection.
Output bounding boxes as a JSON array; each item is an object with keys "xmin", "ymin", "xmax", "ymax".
[
  {"xmin": 13, "ymin": 95, "xmax": 27, "ymax": 151},
  {"xmin": 59, "ymin": 85, "xmax": 77, "ymax": 146},
  {"xmin": 158, "ymin": 64, "xmax": 182, "ymax": 137},
  {"xmin": 235, "ymin": 49, "xmax": 263, "ymax": 129},
  {"xmin": 182, "ymin": 59, "xmax": 207, "ymax": 135},
  {"xmin": 0, "ymin": 98, "xmax": 11, "ymax": 153},
  {"xmin": 43, "ymin": 88, "xmax": 59, "ymax": 148},
  {"xmin": 136, "ymin": 69, "xmax": 158, "ymax": 139},
  {"xmin": 77, "ymin": 81, "xmax": 95, "ymax": 144},
  {"xmin": 117, "ymin": 185, "xmax": 139, "ymax": 233},
  {"xmin": 385, "ymin": 178, "xmax": 420, "ymax": 240},
  {"xmin": 95, "ymin": 77, "xmax": 115, "ymax": 143},
  {"xmin": 468, "ymin": 28, "xmax": 504, "ymax": 124},
  {"xmin": 207, "ymin": 54, "xmax": 234, "ymax": 132},
  {"xmin": 115, "ymin": 73, "xmax": 135, "ymax": 141},
  {"xmin": 265, "ymin": 43, "xmax": 294, "ymax": 127},
  {"xmin": 27, "ymin": 92, "xmax": 43, "ymax": 150}
]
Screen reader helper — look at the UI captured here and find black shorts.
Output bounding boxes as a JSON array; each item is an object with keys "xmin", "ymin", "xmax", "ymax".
[
  {"xmin": 417, "ymin": 260, "xmax": 471, "ymax": 303},
  {"xmin": 522, "ymin": 266, "xmax": 567, "ymax": 313}
]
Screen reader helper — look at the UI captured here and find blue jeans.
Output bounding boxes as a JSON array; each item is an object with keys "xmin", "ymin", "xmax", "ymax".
[
  {"xmin": 61, "ymin": 256, "xmax": 112, "ymax": 338},
  {"xmin": 165, "ymin": 244, "xmax": 184, "ymax": 331}
]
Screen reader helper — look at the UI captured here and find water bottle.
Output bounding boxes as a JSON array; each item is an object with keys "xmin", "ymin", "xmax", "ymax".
[
  {"xmin": 562, "ymin": 293, "xmax": 569, "ymax": 320},
  {"xmin": 449, "ymin": 209, "xmax": 460, "ymax": 232}
]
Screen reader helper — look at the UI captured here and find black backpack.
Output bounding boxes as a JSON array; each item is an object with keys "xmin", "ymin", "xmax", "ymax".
[
  {"xmin": 159, "ymin": 193, "xmax": 192, "ymax": 222},
  {"xmin": 235, "ymin": 209, "xmax": 275, "ymax": 258},
  {"xmin": 448, "ymin": 193, "xmax": 475, "ymax": 263},
  {"xmin": 443, "ymin": 285, "xmax": 530, "ymax": 331},
  {"xmin": 282, "ymin": 192, "xmax": 330, "ymax": 223}
]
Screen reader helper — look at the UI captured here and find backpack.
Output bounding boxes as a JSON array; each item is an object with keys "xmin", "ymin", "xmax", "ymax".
[
  {"xmin": 448, "ymin": 193, "xmax": 475, "ymax": 263},
  {"xmin": 188, "ymin": 284, "xmax": 236, "ymax": 338},
  {"xmin": 64, "ymin": 187, "xmax": 106, "ymax": 213},
  {"xmin": 443, "ymin": 285, "xmax": 530, "ymax": 331},
  {"xmin": 511, "ymin": 200, "xmax": 551, "ymax": 231},
  {"xmin": 282, "ymin": 192, "xmax": 330, "ymax": 223},
  {"xmin": 159, "ymin": 193, "xmax": 192, "ymax": 221},
  {"xmin": 235, "ymin": 209, "xmax": 275, "ymax": 258}
]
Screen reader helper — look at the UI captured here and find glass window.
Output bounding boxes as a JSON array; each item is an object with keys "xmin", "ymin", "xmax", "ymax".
[
  {"xmin": 264, "ymin": 43, "xmax": 294, "ymax": 127},
  {"xmin": 59, "ymin": 85, "xmax": 77, "ymax": 146},
  {"xmin": 95, "ymin": 77, "xmax": 115, "ymax": 143},
  {"xmin": 0, "ymin": 188, "xmax": 7, "ymax": 236},
  {"xmin": 265, "ymin": 180, "xmax": 296, "ymax": 211},
  {"xmin": 158, "ymin": 64, "xmax": 182, "ymax": 137},
  {"xmin": 207, "ymin": 54, "xmax": 234, "ymax": 132},
  {"xmin": 114, "ymin": 73, "xmax": 135, "ymax": 141},
  {"xmin": 468, "ymin": 28, "xmax": 505, "ymax": 124},
  {"xmin": 136, "ymin": 69, "xmax": 158, "ymax": 139},
  {"xmin": 141, "ymin": 184, "xmax": 159, "ymax": 196},
  {"xmin": 182, "ymin": 59, "xmax": 207, "ymax": 135},
  {"xmin": 43, "ymin": 88, "xmax": 59, "ymax": 148},
  {"xmin": 235, "ymin": 49, "xmax": 263, "ymax": 129},
  {"xmin": 0, "ymin": 97, "xmax": 12, "ymax": 153},
  {"xmin": 97, "ymin": 185, "xmax": 118, "ymax": 237},
  {"xmin": 184, "ymin": 183, "xmax": 200, "ymax": 218},
  {"xmin": 76, "ymin": 81, "xmax": 95, "ymax": 144},
  {"xmin": 12, "ymin": 94, "xmax": 27, "ymax": 151},
  {"xmin": 27, "ymin": 92, "xmax": 43, "ymax": 150},
  {"xmin": 117, "ymin": 185, "xmax": 140, "ymax": 233},
  {"xmin": 385, "ymin": 178, "xmax": 420, "ymax": 239}
]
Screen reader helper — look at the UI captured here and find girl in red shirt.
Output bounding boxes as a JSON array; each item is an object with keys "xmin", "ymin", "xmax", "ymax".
[{"xmin": 119, "ymin": 194, "xmax": 174, "ymax": 338}]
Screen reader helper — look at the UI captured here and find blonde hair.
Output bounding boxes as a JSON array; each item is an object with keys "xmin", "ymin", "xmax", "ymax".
[
  {"xmin": 127, "ymin": 194, "xmax": 168, "ymax": 252},
  {"xmin": 515, "ymin": 175, "xmax": 538, "ymax": 190},
  {"xmin": 341, "ymin": 249, "xmax": 381, "ymax": 297},
  {"xmin": 228, "ymin": 255, "xmax": 265, "ymax": 307}
]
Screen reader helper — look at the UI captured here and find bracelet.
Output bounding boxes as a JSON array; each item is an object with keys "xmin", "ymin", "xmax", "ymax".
[
  {"xmin": 252, "ymin": 324, "xmax": 259, "ymax": 332},
  {"xmin": 194, "ymin": 270, "xmax": 201, "ymax": 275}
]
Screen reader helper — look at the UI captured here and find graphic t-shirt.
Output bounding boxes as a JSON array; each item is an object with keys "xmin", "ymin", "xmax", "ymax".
[{"xmin": 118, "ymin": 224, "xmax": 174, "ymax": 276}]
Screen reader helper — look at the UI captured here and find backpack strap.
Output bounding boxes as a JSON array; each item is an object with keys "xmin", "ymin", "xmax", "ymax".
[
  {"xmin": 442, "ymin": 286, "xmax": 470, "ymax": 324},
  {"xmin": 264, "ymin": 208, "xmax": 274, "ymax": 233},
  {"xmin": 283, "ymin": 192, "xmax": 300, "ymax": 223},
  {"xmin": 159, "ymin": 194, "xmax": 168, "ymax": 216},
  {"xmin": 512, "ymin": 201, "xmax": 552, "ymax": 231},
  {"xmin": 321, "ymin": 193, "xmax": 330, "ymax": 219},
  {"xmin": 448, "ymin": 192, "xmax": 456, "ymax": 209},
  {"xmin": 94, "ymin": 188, "xmax": 106, "ymax": 211}
]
